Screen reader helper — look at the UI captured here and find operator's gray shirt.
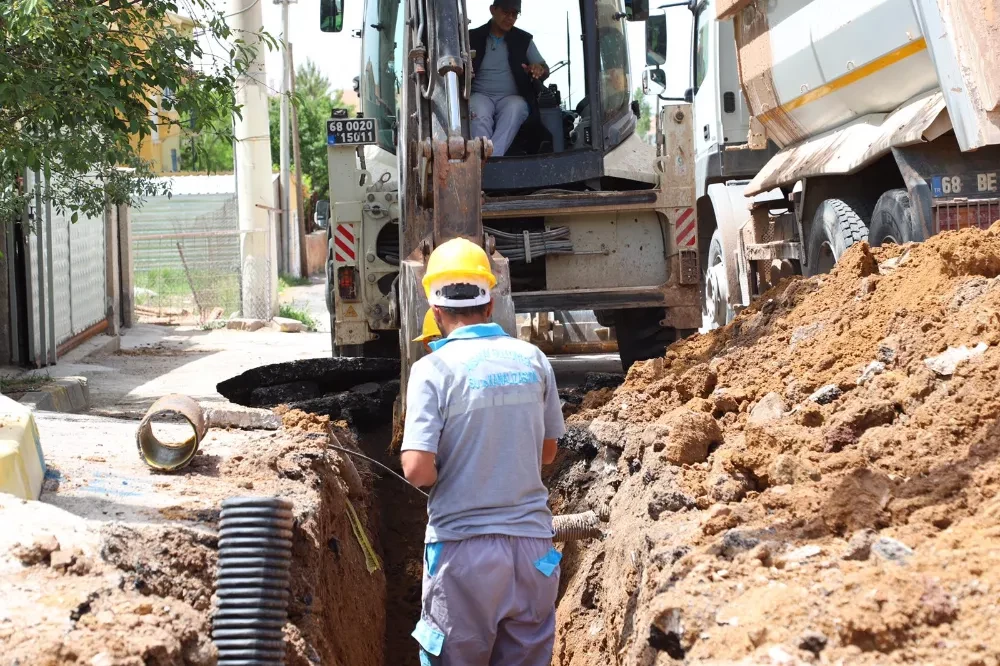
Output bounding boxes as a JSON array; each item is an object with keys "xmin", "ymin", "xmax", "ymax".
[
  {"xmin": 401, "ymin": 323, "xmax": 566, "ymax": 543},
  {"xmin": 472, "ymin": 34, "xmax": 545, "ymax": 99}
]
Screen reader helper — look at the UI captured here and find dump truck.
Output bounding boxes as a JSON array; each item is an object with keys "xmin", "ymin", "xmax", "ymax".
[
  {"xmin": 640, "ymin": 0, "xmax": 1000, "ymax": 329},
  {"xmin": 319, "ymin": 0, "xmax": 702, "ymax": 384}
]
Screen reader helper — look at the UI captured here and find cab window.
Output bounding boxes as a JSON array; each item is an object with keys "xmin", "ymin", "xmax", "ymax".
[
  {"xmin": 361, "ymin": 0, "xmax": 403, "ymax": 152},
  {"xmin": 596, "ymin": 0, "xmax": 630, "ymax": 124}
]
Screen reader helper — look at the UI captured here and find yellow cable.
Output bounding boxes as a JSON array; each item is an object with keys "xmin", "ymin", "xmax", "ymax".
[{"xmin": 345, "ymin": 499, "xmax": 381, "ymax": 574}]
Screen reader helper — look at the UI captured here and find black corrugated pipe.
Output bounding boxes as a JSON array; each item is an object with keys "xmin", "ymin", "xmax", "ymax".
[{"xmin": 213, "ymin": 497, "xmax": 294, "ymax": 665}]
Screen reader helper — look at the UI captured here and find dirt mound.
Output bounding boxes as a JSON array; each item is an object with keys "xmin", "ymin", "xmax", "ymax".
[{"xmin": 553, "ymin": 226, "xmax": 1000, "ymax": 665}]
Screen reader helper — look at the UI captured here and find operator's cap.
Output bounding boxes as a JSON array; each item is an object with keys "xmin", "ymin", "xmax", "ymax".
[{"xmin": 493, "ymin": 0, "xmax": 522, "ymax": 11}]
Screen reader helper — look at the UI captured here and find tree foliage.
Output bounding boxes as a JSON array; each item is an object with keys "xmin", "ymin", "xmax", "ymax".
[
  {"xmin": 269, "ymin": 60, "xmax": 351, "ymax": 203},
  {"xmin": 634, "ymin": 87, "xmax": 653, "ymax": 137},
  {"xmin": 0, "ymin": 0, "xmax": 273, "ymax": 222},
  {"xmin": 180, "ymin": 92, "xmax": 235, "ymax": 174}
]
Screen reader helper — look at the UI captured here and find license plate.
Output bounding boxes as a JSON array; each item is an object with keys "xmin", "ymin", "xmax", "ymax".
[
  {"xmin": 931, "ymin": 171, "xmax": 1000, "ymax": 198},
  {"xmin": 327, "ymin": 117, "xmax": 377, "ymax": 146}
]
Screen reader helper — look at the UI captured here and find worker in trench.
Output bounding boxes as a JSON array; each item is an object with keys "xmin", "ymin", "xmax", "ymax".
[
  {"xmin": 401, "ymin": 238, "xmax": 566, "ymax": 666},
  {"xmin": 414, "ymin": 309, "xmax": 442, "ymax": 352}
]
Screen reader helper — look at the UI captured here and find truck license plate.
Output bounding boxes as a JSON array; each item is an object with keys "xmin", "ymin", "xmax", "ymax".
[
  {"xmin": 931, "ymin": 171, "xmax": 999, "ymax": 198},
  {"xmin": 327, "ymin": 118, "xmax": 377, "ymax": 146}
]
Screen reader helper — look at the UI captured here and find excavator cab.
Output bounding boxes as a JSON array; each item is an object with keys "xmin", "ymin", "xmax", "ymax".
[{"xmin": 353, "ymin": 0, "xmax": 647, "ymax": 192}]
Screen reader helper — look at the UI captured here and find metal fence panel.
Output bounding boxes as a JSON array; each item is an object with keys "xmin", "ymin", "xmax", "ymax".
[
  {"xmin": 50, "ymin": 201, "xmax": 72, "ymax": 344},
  {"xmin": 131, "ymin": 194, "xmax": 248, "ymax": 324},
  {"xmin": 68, "ymin": 204, "xmax": 107, "ymax": 335}
]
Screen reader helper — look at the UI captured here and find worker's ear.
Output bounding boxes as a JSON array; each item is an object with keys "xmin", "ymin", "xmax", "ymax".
[
  {"xmin": 431, "ymin": 305, "xmax": 446, "ymax": 334},
  {"xmin": 485, "ymin": 301, "xmax": 494, "ymax": 320}
]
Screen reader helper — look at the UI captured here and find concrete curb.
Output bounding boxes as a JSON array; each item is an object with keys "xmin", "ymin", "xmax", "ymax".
[{"xmin": 20, "ymin": 377, "xmax": 90, "ymax": 414}]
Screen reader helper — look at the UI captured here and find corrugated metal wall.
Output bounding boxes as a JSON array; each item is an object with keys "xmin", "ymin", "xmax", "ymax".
[{"xmin": 25, "ymin": 173, "xmax": 108, "ymax": 352}]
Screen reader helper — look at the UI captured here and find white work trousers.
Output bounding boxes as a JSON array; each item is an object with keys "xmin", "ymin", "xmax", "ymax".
[{"xmin": 470, "ymin": 93, "xmax": 529, "ymax": 157}]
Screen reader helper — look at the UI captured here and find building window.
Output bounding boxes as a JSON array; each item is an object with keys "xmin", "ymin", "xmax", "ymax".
[{"xmin": 171, "ymin": 149, "xmax": 179, "ymax": 172}]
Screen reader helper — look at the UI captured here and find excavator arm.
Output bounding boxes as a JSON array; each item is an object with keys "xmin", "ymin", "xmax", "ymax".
[{"xmin": 395, "ymin": 0, "xmax": 516, "ymax": 425}]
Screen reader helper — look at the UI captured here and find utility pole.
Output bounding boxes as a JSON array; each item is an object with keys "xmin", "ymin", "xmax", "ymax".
[
  {"xmin": 277, "ymin": 0, "xmax": 294, "ymax": 277},
  {"xmin": 289, "ymin": 43, "xmax": 309, "ymax": 277},
  {"xmin": 230, "ymin": 0, "xmax": 278, "ymax": 319}
]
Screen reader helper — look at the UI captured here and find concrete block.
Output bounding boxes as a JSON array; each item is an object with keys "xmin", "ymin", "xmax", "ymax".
[
  {"xmin": 272, "ymin": 317, "xmax": 306, "ymax": 333},
  {"xmin": 20, "ymin": 377, "xmax": 89, "ymax": 414},
  {"xmin": 0, "ymin": 395, "xmax": 46, "ymax": 500},
  {"xmin": 226, "ymin": 318, "xmax": 266, "ymax": 332},
  {"xmin": 203, "ymin": 403, "xmax": 282, "ymax": 430}
]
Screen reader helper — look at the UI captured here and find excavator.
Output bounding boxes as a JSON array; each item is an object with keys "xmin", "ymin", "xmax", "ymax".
[{"xmin": 319, "ymin": 0, "xmax": 699, "ymax": 406}]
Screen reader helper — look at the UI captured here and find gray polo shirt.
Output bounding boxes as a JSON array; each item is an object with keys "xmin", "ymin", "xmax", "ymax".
[
  {"xmin": 402, "ymin": 323, "xmax": 566, "ymax": 543},
  {"xmin": 472, "ymin": 34, "xmax": 545, "ymax": 99}
]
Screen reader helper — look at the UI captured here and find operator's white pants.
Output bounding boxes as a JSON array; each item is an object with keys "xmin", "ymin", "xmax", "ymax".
[{"xmin": 470, "ymin": 93, "xmax": 530, "ymax": 157}]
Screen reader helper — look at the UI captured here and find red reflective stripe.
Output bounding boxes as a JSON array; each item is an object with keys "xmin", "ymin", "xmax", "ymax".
[
  {"xmin": 675, "ymin": 208, "xmax": 694, "ymax": 227},
  {"xmin": 335, "ymin": 236, "xmax": 355, "ymax": 259},
  {"xmin": 676, "ymin": 219, "xmax": 696, "ymax": 239},
  {"xmin": 337, "ymin": 224, "xmax": 355, "ymax": 243}
]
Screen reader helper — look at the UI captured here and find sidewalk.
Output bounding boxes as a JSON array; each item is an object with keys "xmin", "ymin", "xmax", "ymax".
[{"xmin": 45, "ymin": 323, "xmax": 332, "ymax": 417}]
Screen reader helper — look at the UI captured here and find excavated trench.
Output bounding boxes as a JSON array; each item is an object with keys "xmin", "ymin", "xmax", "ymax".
[
  {"xmin": 213, "ymin": 357, "xmax": 626, "ymax": 666},
  {"xmin": 218, "ymin": 357, "xmax": 426, "ymax": 666}
]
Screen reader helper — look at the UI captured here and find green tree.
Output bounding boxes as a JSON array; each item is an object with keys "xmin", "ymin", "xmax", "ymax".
[
  {"xmin": 269, "ymin": 60, "xmax": 351, "ymax": 206},
  {"xmin": 180, "ymin": 92, "xmax": 235, "ymax": 174},
  {"xmin": 0, "ymin": 0, "xmax": 274, "ymax": 221},
  {"xmin": 635, "ymin": 87, "xmax": 653, "ymax": 137}
]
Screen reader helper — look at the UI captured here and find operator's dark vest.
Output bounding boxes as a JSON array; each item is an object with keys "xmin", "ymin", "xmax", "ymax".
[
  {"xmin": 469, "ymin": 22, "xmax": 551, "ymax": 153},
  {"xmin": 469, "ymin": 22, "xmax": 538, "ymax": 113}
]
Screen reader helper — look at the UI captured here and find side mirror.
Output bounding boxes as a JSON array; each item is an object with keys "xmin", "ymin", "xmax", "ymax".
[
  {"xmin": 316, "ymin": 200, "xmax": 331, "ymax": 229},
  {"xmin": 645, "ymin": 14, "xmax": 667, "ymax": 66},
  {"xmin": 320, "ymin": 0, "xmax": 344, "ymax": 33},
  {"xmin": 625, "ymin": 0, "xmax": 650, "ymax": 21},
  {"xmin": 649, "ymin": 67, "xmax": 666, "ymax": 91}
]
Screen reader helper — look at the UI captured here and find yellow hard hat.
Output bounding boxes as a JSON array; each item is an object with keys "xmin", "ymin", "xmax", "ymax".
[
  {"xmin": 413, "ymin": 309, "xmax": 442, "ymax": 343},
  {"xmin": 422, "ymin": 238, "xmax": 497, "ymax": 307}
]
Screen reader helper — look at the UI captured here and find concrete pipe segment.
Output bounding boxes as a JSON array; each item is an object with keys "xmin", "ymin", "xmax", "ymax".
[
  {"xmin": 135, "ymin": 394, "xmax": 207, "ymax": 472},
  {"xmin": 214, "ymin": 496, "xmax": 294, "ymax": 665}
]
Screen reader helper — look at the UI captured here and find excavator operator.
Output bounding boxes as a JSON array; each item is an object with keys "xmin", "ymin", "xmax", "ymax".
[
  {"xmin": 401, "ymin": 238, "xmax": 566, "ymax": 665},
  {"xmin": 469, "ymin": 0, "xmax": 550, "ymax": 157}
]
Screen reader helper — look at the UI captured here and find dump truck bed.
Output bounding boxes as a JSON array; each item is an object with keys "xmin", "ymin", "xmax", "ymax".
[{"xmin": 724, "ymin": 0, "xmax": 1000, "ymax": 152}]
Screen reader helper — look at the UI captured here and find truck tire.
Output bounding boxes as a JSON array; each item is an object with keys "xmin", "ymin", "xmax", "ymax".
[
  {"xmin": 806, "ymin": 198, "xmax": 871, "ymax": 276},
  {"xmin": 615, "ymin": 308, "xmax": 674, "ymax": 372},
  {"xmin": 869, "ymin": 189, "xmax": 923, "ymax": 246},
  {"xmin": 702, "ymin": 229, "xmax": 734, "ymax": 331}
]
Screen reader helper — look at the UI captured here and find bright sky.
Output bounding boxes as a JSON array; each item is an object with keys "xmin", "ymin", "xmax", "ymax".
[{"xmin": 210, "ymin": 1, "xmax": 692, "ymax": 106}]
